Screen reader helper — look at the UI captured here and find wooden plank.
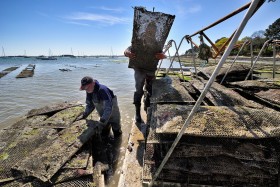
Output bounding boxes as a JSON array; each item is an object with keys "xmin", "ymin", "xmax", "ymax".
[
  {"xmin": 118, "ymin": 120, "xmax": 147, "ymax": 187},
  {"xmin": 13, "ymin": 119, "xmax": 100, "ymax": 182}
]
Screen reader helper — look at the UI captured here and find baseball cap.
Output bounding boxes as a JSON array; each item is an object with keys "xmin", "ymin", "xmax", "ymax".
[{"xmin": 80, "ymin": 76, "xmax": 93, "ymax": 90}]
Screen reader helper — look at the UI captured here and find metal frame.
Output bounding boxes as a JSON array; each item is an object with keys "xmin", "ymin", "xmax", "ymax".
[
  {"xmin": 220, "ymin": 39, "xmax": 251, "ymax": 84},
  {"xmin": 148, "ymin": 0, "xmax": 264, "ymax": 186},
  {"xmin": 157, "ymin": 0, "xmax": 264, "ymax": 81},
  {"xmin": 244, "ymin": 39, "xmax": 279, "ymax": 80}
]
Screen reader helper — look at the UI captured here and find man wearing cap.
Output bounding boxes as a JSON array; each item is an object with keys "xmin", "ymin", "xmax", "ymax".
[{"xmin": 79, "ymin": 76, "xmax": 122, "ymax": 138}]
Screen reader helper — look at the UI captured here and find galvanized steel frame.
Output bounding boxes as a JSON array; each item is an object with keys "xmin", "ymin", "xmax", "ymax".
[{"xmin": 149, "ymin": 0, "xmax": 265, "ymax": 185}]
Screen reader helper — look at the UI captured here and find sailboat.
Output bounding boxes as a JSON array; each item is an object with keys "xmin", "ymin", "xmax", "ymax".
[
  {"xmin": 24, "ymin": 50, "xmax": 30, "ymax": 58},
  {"xmin": 36, "ymin": 49, "xmax": 57, "ymax": 60},
  {"xmin": 1, "ymin": 47, "xmax": 8, "ymax": 58},
  {"xmin": 110, "ymin": 47, "xmax": 115, "ymax": 58}
]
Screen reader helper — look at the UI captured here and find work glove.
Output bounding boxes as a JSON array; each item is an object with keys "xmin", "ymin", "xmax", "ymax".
[{"xmin": 155, "ymin": 53, "xmax": 166, "ymax": 60}]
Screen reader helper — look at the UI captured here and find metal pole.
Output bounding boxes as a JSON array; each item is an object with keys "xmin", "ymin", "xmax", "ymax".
[
  {"xmin": 186, "ymin": 2, "xmax": 251, "ymax": 39},
  {"xmin": 166, "ymin": 39, "xmax": 184, "ymax": 74},
  {"xmin": 156, "ymin": 59, "xmax": 164, "ymax": 77},
  {"xmin": 156, "ymin": 41, "xmax": 173, "ymax": 76},
  {"xmin": 220, "ymin": 40, "xmax": 249, "ymax": 84},
  {"xmin": 245, "ymin": 39, "xmax": 271, "ymax": 80},
  {"xmin": 250, "ymin": 39, "xmax": 254, "ymax": 80},
  {"xmin": 273, "ymin": 41, "xmax": 276, "ymax": 79},
  {"xmin": 190, "ymin": 40, "xmax": 197, "ymax": 75},
  {"xmin": 172, "ymin": 41, "xmax": 185, "ymax": 81},
  {"xmin": 148, "ymin": 0, "xmax": 262, "ymax": 186}
]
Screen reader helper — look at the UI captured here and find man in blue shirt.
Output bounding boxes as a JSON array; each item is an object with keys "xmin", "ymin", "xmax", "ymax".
[{"xmin": 79, "ymin": 76, "xmax": 122, "ymax": 138}]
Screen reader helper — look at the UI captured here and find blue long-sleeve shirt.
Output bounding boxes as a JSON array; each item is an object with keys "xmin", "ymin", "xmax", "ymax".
[{"xmin": 83, "ymin": 80, "xmax": 115, "ymax": 122}]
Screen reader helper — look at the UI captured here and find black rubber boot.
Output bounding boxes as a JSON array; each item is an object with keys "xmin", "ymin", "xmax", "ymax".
[
  {"xmin": 113, "ymin": 129, "xmax": 122, "ymax": 138},
  {"xmin": 144, "ymin": 92, "xmax": 151, "ymax": 112},
  {"xmin": 101, "ymin": 125, "xmax": 111, "ymax": 138},
  {"xmin": 135, "ymin": 104, "xmax": 143, "ymax": 123}
]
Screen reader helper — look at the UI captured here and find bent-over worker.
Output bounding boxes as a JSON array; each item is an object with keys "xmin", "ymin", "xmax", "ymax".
[{"xmin": 79, "ymin": 76, "xmax": 122, "ymax": 138}]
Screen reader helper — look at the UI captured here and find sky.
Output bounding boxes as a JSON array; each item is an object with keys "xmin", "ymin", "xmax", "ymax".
[{"xmin": 0, "ymin": 0, "xmax": 279, "ymax": 56}]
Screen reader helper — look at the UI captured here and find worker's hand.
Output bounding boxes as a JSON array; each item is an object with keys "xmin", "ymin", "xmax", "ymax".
[
  {"xmin": 75, "ymin": 169, "xmax": 88, "ymax": 176},
  {"xmin": 124, "ymin": 50, "xmax": 136, "ymax": 59},
  {"xmin": 155, "ymin": 53, "xmax": 166, "ymax": 60}
]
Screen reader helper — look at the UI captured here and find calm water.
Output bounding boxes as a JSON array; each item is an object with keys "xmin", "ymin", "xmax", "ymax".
[
  {"xmin": 0, "ymin": 56, "xmax": 178, "ymax": 186},
  {"xmin": 0, "ymin": 57, "xmax": 136, "ymax": 126},
  {"xmin": 0, "ymin": 57, "xmax": 135, "ymax": 186}
]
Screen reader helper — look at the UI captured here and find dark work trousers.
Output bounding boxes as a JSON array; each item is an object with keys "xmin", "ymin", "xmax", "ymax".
[
  {"xmin": 133, "ymin": 68, "xmax": 155, "ymax": 110},
  {"xmin": 95, "ymin": 97, "xmax": 121, "ymax": 133}
]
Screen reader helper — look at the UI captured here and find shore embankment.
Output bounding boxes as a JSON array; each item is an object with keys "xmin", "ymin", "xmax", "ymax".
[{"xmin": 178, "ymin": 55, "xmax": 280, "ymax": 67}]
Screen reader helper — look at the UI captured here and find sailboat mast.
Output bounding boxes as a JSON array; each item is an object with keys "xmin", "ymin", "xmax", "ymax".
[
  {"xmin": 110, "ymin": 47, "xmax": 114, "ymax": 58},
  {"xmin": 2, "ymin": 47, "xmax": 5, "ymax": 57}
]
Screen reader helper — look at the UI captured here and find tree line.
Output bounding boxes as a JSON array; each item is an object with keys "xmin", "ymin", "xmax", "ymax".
[{"xmin": 185, "ymin": 18, "xmax": 280, "ymax": 57}]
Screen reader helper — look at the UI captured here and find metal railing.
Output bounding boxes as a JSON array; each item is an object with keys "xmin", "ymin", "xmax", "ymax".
[
  {"xmin": 220, "ymin": 39, "xmax": 251, "ymax": 84},
  {"xmin": 148, "ymin": 0, "xmax": 264, "ymax": 186}
]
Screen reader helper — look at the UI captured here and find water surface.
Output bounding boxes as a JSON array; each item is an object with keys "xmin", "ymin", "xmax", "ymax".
[{"xmin": 0, "ymin": 56, "xmax": 178, "ymax": 186}]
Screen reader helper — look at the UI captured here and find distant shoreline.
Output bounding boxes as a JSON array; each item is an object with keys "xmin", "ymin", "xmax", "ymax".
[{"xmin": 178, "ymin": 55, "xmax": 280, "ymax": 67}]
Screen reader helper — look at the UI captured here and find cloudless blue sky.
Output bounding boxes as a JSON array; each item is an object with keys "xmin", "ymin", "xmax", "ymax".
[{"xmin": 0, "ymin": 0, "xmax": 279, "ymax": 56}]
